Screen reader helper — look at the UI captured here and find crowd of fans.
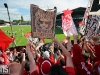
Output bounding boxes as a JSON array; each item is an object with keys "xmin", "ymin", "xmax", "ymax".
[{"xmin": 0, "ymin": 34, "xmax": 100, "ymax": 75}]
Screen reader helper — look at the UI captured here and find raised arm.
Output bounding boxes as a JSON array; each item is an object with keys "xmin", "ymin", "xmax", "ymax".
[
  {"xmin": 54, "ymin": 38, "xmax": 74, "ymax": 68},
  {"xmin": 49, "ymin": 41, "xmax": 56, "ymax": 63},
  {"xmin": 66, "ymin": 37, "xmax": 72, "ymax": 51},
  {"xmin": 31, "ymin": 44, "xmax": 40, "ymax": 58},
  {"xmin": 26, "ymin": 43, "xmax": 36, "ymax": 74},
  {"xmin": 73, "ymin": 35, "xmax": 85, "ymax": 63},
  {"xmin": 20, "ymin": 53, "xmax": 26, "ymax": 75}
]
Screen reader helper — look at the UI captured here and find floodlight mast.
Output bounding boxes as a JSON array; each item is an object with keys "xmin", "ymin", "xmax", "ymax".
[{"xmin": 4, "ymin": 3, "xmax": 15, "ymax": 47}]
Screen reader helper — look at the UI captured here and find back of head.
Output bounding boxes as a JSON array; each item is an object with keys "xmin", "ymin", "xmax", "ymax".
[
  {"xmin": 49, "ymin": 64, "xmax": 68, "ymax": 75},
  {"xmin": 60, "ymin": 59, "xmax": 66, "ymax": 66},
  {"xmin": 9, "ymin": 62, "xmax": 21, "ymax": 74}
]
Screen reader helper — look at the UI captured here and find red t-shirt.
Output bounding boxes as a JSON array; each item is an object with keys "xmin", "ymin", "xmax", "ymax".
[
  {"xmin": 94, "ymin": 45, "xmax": 100, "ymax": 61},
  {"xmin": 23, "ymin": 69, "xmax": 30, "ymax": 75},
  {"xmin": 1, "ymin": 53, "xmax": 10, "ymax": 65},
  {"xmin": 92, "ymin": 45, "xmax": 100, "ymax": 75},
  {"xmin": 37, "ymin": 55, "xmax": 55, "ymax": 75},
  {"xmin": 72, "ymin": 44, "xmax": 92, "ymax": 75},
  {"xmin": 31, "ymin": 70, "xmax": 40, "ymax": 75},
  {"xmin": 64, "ymin": 67, "xmax": 76, "ymax": 75},
  {"xmin": 31, "ymin": 66, "xmax": 76, "ymax": 75}
]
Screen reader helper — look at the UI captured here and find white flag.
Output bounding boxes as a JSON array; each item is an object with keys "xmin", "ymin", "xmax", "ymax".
[{"xmin": 62, "ymin": 10, "xmax": 78, "ymax": 36}]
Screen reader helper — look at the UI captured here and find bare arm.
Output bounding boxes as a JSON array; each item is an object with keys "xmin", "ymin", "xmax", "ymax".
[
  {"xmin": 86, "ymin": 43, "xmax": 96, "ymax": 60},
  {"xmin": 49, "ymin": 41, "xmax": 57, "ymax": 63},
  {"xmin": 32, "ymin": 45, "xmax": 40, "ymax": 58},
  {"xmin": 26, "ymin": 43, "xmax": 36, "ymax": 74},
  {"xmin": 66, "ymin": 37, "xmax": 72, "ymax": 51}
]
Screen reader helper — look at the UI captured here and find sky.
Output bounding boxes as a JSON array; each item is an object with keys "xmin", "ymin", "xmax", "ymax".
[{"xmin": 0, "ymin": 0, "xmax": 89, "ymax": 21}]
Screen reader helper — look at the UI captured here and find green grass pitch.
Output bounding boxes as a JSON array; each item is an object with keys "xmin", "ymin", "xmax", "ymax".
[{"xmin": 0, "ymin": 25, "xmax": 74, "ymax": 47}]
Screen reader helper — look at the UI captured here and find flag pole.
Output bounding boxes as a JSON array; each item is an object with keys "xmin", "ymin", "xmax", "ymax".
[
  {"xmin": 4, "ymin": 3, "xmax": 15, "ymax": 47},
  {"xmin": 54, "ymin": 7, "xmax": 57, "ymax": 38}
]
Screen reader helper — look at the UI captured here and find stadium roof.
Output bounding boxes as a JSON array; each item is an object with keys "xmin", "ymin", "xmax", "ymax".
[{"xmin": 56, "ymin": 7, "xmax": 86, "ymax": 19}]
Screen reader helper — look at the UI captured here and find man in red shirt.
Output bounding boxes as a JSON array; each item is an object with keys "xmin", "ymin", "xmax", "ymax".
[
  {"xmin": 91, "ymin": 36, "xmax": 100, "ymax": 75},
  {"xmin": 72, "ymin": 35, "xmax": 92, "ymax": 75},
  {"xmin": 38, "ymin": 51, "xmax": 55, "ymax": 75}
]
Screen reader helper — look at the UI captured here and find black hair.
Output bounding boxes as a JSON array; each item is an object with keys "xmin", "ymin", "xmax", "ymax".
[
  {"xmin": 82, "ymin": 50, "xmax": 90, "ymax": 64},
  {"xmin": 17, "ymin": 53, "xmax": 22, "ymax": 63},
  {"xmin": 60, "ymin": 59, "xmax": 66, "ymax": 66},
  {"xmin": 54, "ymin": 43, "xmax": 59, "ymax": 53},
  {"xmin": 25, "ymin": 60, "xmax": 30, "ymax": 72},
  {"xmin": 49, "ymin": 64, "xmax": 68, "ymax": 75}
]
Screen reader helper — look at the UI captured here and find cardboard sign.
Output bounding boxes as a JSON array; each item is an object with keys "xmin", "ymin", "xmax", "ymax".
[
  {"xmin": 30, "ymin": 4, "xmax": 57, "ymax": 39},
  {"xmin": 28, "ymin": 35, "xmax": 44, "ymax": 50}
]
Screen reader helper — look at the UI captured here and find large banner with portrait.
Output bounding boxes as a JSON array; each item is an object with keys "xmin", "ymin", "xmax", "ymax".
[{"xmin": 30, "ymin": 4, "xmax": 57, "ymax": 39}]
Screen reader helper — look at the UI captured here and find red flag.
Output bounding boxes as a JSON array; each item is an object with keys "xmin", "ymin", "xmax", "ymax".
[
  {"xmin": 0, "ymin": 29, "xmax": 12, "ymax": 51},
  {"xmin": 24, "ymin": 32, "xmax": 31, "ymax": 38},
  {"xmin": 62, "ymin": 10, "xmax": 73, "ymax": 15},
  {"xmin": 62, "ymin": 10, "xmax": 73, "ymax": 32}
]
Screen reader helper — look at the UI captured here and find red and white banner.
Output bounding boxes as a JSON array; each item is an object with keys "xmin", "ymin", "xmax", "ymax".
[{"xmin": 62, "ymin": 10, "xmax": 78, "ymax": 36}]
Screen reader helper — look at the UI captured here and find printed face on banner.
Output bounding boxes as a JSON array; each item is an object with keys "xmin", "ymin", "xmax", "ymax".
[
  {"xmin": 30, "ymin": 4, "xmax": 56, "ymax": 39},
  {"xmin": 84, "ymin": 15, "xmax": 100, "ymax": 40},
  {"xmin": 35, "ymin": 10, "xmax": 53, "ymax": 30}
]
